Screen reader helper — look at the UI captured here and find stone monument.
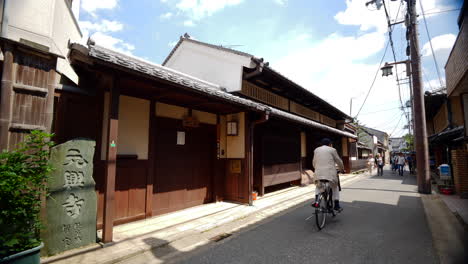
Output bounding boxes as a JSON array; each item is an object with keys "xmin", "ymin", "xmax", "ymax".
[{"xmin": 43, "ymin": 139, "xmax": 97, "ymax": 256}]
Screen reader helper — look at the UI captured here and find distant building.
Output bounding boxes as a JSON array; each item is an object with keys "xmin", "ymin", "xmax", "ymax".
[
  {"xmin": 359, "ymin": 126, "xmax": 390, "ymax": 163},
  {"xmin": 389, "ymin": 137, "xmax": 407, "ymax": 153}
]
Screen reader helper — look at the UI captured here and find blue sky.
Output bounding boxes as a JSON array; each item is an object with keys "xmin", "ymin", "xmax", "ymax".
[{"xmin": 78, "ymin": 0, "xmax": 463, "ymax": 137}]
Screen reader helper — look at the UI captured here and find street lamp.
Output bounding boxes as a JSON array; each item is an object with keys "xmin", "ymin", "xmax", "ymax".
[{"xmin": 381, "ymin": 63, "xmax": 393, "ymax": 77}]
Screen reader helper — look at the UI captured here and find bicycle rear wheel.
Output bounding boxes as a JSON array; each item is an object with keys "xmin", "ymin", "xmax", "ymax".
[{"xmin": 315, "ymin": 193, "xmax": 327, "ymax": 230}]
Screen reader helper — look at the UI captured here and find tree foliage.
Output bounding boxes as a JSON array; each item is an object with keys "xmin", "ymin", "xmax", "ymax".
[
  {"xmin": 402, "ymin": 133, "xmax": 414, "ymax": 152},
  {"xmin": 0, "ymin": 131, "xmax": 54, "ymax": 257}
]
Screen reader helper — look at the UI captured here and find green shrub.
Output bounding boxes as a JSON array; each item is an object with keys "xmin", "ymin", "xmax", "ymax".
[{"xmin": 0, "ymin": 131, "xmax": 54, "ymax": 257}]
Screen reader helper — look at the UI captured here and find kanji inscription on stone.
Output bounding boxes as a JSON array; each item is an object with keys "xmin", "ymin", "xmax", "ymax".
[
  {"xmin": 43, "ymin": 139, "xmax": 97, "ymax": 256},
  {"xmin": 62, "ymin": 193, "xmax": 85, "ymax": 218}
]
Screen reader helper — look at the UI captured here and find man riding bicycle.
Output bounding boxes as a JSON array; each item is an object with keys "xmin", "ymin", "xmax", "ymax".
[{"xmin": 312, "ymin": 138, "xmax": 345, "ymax": 211}]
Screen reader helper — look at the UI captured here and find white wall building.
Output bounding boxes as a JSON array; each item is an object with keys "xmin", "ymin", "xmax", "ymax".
[{"xmin": 0, "ymin": 0, "xmax": 82, "ymax": 84}]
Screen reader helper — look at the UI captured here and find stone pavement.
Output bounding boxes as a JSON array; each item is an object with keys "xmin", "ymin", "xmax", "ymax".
[
  {"xmin": 439, "ymin": 193, "xmax": 468, "ymax": 227},
  {"xmin": 41, "ymin": 172, "xmax": 366, "ymax": 264}
]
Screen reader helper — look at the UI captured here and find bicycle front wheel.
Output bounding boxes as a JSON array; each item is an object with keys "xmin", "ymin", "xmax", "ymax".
[{"xmin": 315, "ymin": 194, "xmax": 327, "ymax": 230}]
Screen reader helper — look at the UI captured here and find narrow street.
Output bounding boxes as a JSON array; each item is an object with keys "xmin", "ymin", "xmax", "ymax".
[{"xmin": 168, "ymin": 168, "xmax": 437, "ymax": 264}]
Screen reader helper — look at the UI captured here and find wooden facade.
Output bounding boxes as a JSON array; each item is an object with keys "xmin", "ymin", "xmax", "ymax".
[
  {"xmin": 0, "ymin": 42, "xmax": 57, "ymax": 150},
  {"xmin": 1, "ymin": 41, "xmax": 355, "ymax": 243}
]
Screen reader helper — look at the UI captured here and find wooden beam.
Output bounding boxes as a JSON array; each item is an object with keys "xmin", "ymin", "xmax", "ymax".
[
  {"xmin": 102, "ymin": 77, "xmax": 120, "ymax": 243},
  {"xmin": 9, "ymin": 123, "xmax": 46, "ymax": 131},
  {"xmin": 13, "ymin": 83, "xmax": 48, "ymax": 95},
  {"xmin": 0, "ymin": 44, "xmax": 14, "ymax": 151}
]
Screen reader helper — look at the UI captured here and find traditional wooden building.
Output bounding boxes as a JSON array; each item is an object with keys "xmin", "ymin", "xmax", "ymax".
[
  {"xmin": 0, "ymin": 10, "xmax": 356, "ymax": 244},
  {"xmin": 163, "ymin": 35, "xmax": 356, "ymax": 195}
]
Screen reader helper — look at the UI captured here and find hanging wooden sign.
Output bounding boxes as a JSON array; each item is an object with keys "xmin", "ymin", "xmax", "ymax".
[{"xmin": 182, "ymin": 115, "xmax": 199, "ymax": 128}]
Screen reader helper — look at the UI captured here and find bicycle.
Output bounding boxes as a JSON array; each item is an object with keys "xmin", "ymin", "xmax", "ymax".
[{"xmin": 306, "ymin": 179, "xmax": 340, "ymax": 230}]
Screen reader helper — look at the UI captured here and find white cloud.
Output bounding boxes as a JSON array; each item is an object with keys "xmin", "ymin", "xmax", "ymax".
[
  {"xmin": 81, "ymin": 0, "xmax": 118, "ymax": 15},
  {"xmin": 183, "ymin": 20, "xmax": 196, "ymax": 27},
  {"xmin": 163, "ymin": 0, "xmax": 244, "ymax": 21},
  {"xmin": 335, "ymin": 0, "xmax": 449, "ymax": 33},
  {"xmin": 90, "ymin": 32, "xmax": 135, "ymax": 55},
  {"xmin": 168, "ymin": 41, "xmax": 178, "ymax": 47},
  {"xmin": 79, "ymin": 20, "xmax": 123, "ymax": 33},
  {"xmin": 422, "ymin": 34, "xmax": 456, "ymax": 56},
  {"xmin": 273, "ymin": 0, "xmax": 287, "ymax": 5},
  {"xmin": 160, "ymin": 12, "xmax": 173, "ymax": 20}
]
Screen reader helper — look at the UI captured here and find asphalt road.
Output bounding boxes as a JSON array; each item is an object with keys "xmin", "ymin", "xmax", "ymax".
[{"xmin": 172, "ymin": 170, "xmax": 437, "ymax": 264}]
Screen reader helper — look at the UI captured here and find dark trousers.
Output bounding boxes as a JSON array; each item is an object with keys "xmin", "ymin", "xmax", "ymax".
[
  {"xmin": 378, "ymin": 165, "xmax": 383, "ymax": 176},
  {"xmin": 398, "ymin": 164, "xmax": 404, "ymax": 176}
]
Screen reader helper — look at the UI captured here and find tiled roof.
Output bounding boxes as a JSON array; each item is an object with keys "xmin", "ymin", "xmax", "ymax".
[{"xmin": 74, "ymin": 43, "xmax": 356, "ymax": 139}]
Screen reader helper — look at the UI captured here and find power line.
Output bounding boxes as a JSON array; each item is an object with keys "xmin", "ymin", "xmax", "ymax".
[
  {"xmin": 389, "ymin": 114, "xmax": 404, "ymax": 136},
  {"xmin": 419, "ymin": 0, "xmax": 444, "ymax": 88},
  {"xmin": 353, "ymin": 39, "xmax": 390, "ymax": 119},
  {"xmin": 424, "ymin": 8, "xmax": 461, "ymax": 15},
  {"xmin": 382, "ymin": 0, "xmax": 410, "ymax": 131},
  {"xmin": 421, "ymin": 68, "xmax": 434, "ymax": 91},
  {"xmin": 360, "ymin": 106, "xmax": 402, "ymax": 115}
]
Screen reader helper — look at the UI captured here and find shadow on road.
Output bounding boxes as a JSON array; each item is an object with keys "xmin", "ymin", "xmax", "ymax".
[
  {"xmin": 142, "ymin": 237, "xmax": 181, "ymax": 262},
  {"xmin": 174, "ymin": 173, "xmax": 445, "ymax": 264}
]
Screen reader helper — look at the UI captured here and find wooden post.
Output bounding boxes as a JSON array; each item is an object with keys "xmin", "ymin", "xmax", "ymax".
[
  {"xmin": 145, "ymin": 100, "xmax": 155, "ymax": 217},
  {"xmin": 0, "ymin": 44, "xmax": 14, "ymax": 151},
  {"xmin": 45, "ymin": 69, "xmax": 57, "ymax": 133},
  {"xmin": 102, "ymin": 78, "xmax": 119, "ymax": 243},
  {"xmin": 246, "ymin": 113, "xmax": 253, "ymax": 206}
]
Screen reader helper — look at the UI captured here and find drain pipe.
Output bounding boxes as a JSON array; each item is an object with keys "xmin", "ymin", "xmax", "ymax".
[{"xmin": 249, "ymin": 109, "xmax": 270, "ymax": 206}]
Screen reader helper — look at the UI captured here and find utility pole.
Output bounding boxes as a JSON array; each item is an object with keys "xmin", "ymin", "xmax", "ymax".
[
  {"xmin": 408, "ymin": 0, "xmax": 431, "ymax": 194},
  {"xmin": 367, "ymin": 0, "xmax": 431, "ymax": 193}
]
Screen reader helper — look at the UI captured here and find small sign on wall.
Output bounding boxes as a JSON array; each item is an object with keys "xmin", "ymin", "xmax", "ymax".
[
  {"xmin": 230, "ymin": 160, "xmax": 242, "ymax": 174},
  {"xmin": 177, "ymin": 131, "xmax": 185, "ymax": 145}
]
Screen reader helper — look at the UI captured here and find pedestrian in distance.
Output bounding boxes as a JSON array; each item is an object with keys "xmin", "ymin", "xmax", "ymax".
[
  {"xmin": 393, "ymin": 154, "xmax": 398, "ymax": 172},
  {"xmin": 367, "ymin": 154, "xmax": 375, "ymax": 175},
  {"xmin": 376, "ymin": 154, "xmax": 384, "ymax": 176},
  {"xmin": 397, "ymin": 152, "xmax": 406, "ymax": 176},
  {"xmin": 406, "ymin": 154, "xmax": 414, "ymax": 175}
]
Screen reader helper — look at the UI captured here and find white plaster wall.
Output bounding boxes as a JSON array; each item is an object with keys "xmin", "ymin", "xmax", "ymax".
[
  {"xmin": 226, "ymin": 112, "xmax": 245, "ymax": 158},
  {"xmin": 193, "ymin": 110, "xmax": 217, "ymax": 125},
  {"xmin": 156, "ymin": 102, "xmax": 188, "ymax": 119},
  {"xmin": 165, "ymin": 41, "xmax": 255, "ymax": 93},
  {"xmin": 3, "ymin": 0, "xmax": 82, "ymax": 83},
  {"xmin": 101, "ymin": 94, "xmax": 150, "ymax": 160},
  {"xmin": 118, "ymin": 96, "xmax": 150, "ymax": 160},
  {"xmin": 342, "ymin": 137, "xmax": 348, "ymax": 156},
  {"xmin": 301, "ymin": 132, "xmax": 306, "ymax": 158}
]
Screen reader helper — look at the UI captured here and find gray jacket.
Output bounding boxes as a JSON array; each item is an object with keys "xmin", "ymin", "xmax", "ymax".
[{"xmin": 312, "ymin": 145, "xmax": 344, "ymax": 183}]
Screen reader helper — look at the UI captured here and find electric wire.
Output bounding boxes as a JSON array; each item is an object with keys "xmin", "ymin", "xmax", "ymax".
[
  {"xmin": 360, "ymin": 106, "xmax": 401, "ymax": 115},
  {"xmin": 382, "ymin": 0, "xmax": 410, "ymax": 131},
  {"xmin": 422, "ymin": 68, "xmax": 434, "ymax": 91},
  {"xmin": 424, "ymin": 8, "xmax": 461, "ymax": 15},
  {"xmin": 353, "ymin": 39, "xmax": 390, "ymax": 119},
  {"xmin": 419, "ymin": 0, "xmax": 444, "ymax": 88},
  {"xmin": 389, "ymin": 114, "xmax": 404, "ymax": 137}
]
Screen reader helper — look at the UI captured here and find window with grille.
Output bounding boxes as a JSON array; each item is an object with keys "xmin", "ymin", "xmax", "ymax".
[{"xmin": 241, "ymin": 81, "xmax": 289, "ymax": 110}]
